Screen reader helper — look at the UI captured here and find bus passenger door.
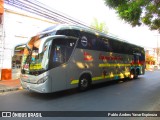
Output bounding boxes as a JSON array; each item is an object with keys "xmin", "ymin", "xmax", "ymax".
[
  {"xmin": 48, "ymin": 38, "xmax": 67, "ymax": 92},
  {"xmin": 48, "ymin": 37, "xmax": 77, "ymax": 92}
]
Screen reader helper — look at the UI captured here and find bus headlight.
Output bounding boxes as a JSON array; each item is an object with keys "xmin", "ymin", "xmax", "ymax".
[{"xmin": 37, "ymin": 76, "xmax": 48, "ymax": 84}]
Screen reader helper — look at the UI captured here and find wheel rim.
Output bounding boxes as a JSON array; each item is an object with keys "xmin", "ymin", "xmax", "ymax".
[{"xmin": 81, "ymin": 78, "xmax": 88, "ymax": 88}]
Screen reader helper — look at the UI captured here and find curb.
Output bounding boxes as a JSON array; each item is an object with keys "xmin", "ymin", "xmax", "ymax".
[{"xmin": 0, "ymin": 86, "xmax": 23, "ymax": 93}]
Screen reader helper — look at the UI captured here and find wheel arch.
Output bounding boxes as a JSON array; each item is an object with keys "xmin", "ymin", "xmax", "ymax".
[{"xmin": 79, "ymin": 71, "xmax": 92, "ymax": 79}]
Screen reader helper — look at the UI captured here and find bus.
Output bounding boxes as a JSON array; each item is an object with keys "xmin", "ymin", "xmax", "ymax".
[{"xmin": 16, "ymin": 24, "xmax": 145, "ymax": 93}]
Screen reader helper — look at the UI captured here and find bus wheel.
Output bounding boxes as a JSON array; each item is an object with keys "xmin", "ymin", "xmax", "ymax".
[
  {"xmin": 129, "ymin": 70, "xmax": 134, "ymax": 80},
  {"xmin": 129, "ymin": 70, "xmax": 138, "ymax": 79},
  {"xmin": 134, "ymin": 70, "xmax": 138, "ymax": 79},
  {"xmin": 78, "ymin": 75, "xmax": 91, "ymax": 91}
]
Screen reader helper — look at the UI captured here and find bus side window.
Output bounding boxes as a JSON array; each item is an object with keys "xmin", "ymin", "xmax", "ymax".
[
  {"xmin": 53, "ymin": 46, "xmax": 59, "ymax": 62},
  {"xmin": 56, "ymin": 29, "xmax": 80, "ymax": 38},
  {"xmin": 49, "ymin": 38, "xmax": 77, "ymax": 68},
  {"xmin": 50, "ymin": 39, "xmax": 66, "ymax": 68},
  {"xmin": 53, "ymin": 45, "xmax": 65, "ymax": 63},
  {"xmin": 77, "ymin": 32, "xmax": 94, "ymax": 50},
  {"xmin": 65, "ymin": 39, "xmax": 76, "ymax": 61},
  {"xmin": 99, "ymin": 37, "xmax": 112, "ymax": 52}
]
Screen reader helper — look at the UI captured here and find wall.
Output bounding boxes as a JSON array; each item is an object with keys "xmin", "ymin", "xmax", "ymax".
[{"xmin": 0, "ymin": 5, "xmax": 58, "ymax": 80}]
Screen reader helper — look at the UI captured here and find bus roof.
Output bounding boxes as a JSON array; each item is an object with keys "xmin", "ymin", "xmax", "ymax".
[{"xmin": 39, "ymin": 24, "xmax": 144, "ymax": 49}]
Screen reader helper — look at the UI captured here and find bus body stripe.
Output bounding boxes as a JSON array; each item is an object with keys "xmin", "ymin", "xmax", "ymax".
[
  {"xmin": 71, "ymin": 80, "xmax": 79, "ymax": 84},
  {"xmin": 99, "ymin": 63, "xmax": 131, "ymax": 67},
  {"xmin": 70, "ymin": 72, "xmax": 130, "ymax": 84}
]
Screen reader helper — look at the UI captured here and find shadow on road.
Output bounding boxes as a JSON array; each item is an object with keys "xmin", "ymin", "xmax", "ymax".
[
  {"xmin": 23, "ymin": 88, "xmax": 79, "ymax": 100},
  {"xmin": 91, "ymin": 77, "xmax": 144, "ymax": 90}
]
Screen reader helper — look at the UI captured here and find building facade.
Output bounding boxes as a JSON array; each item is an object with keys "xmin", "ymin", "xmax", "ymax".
[
  {"xmin": 145, "ymin": 47, "xmax": 160, "ymax": 70},
  {"xmin": 0, "ymin": 3, "xmax": 58, "ymax": 80}
]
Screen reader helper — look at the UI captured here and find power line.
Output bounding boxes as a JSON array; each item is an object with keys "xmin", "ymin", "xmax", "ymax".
[
  {"xmin": 4, "ymin": 0, "xmax": 90, "ymax": 27},
  {"xmin": 4, "ymin": 0, "xmax": 131, "ymax": 42}
]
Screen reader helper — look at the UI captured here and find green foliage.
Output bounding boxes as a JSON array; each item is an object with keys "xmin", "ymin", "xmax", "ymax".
[
  {"xmin": 90, "ymin": 18, "xmax": 108, "ymax": 34},
  {"xmin": 104, "ymin": 0, "xmax": 160, "ymax": 32},
  {"xmin": 146, "ymin": 55, "xmax": 155, "ymax": 63}
]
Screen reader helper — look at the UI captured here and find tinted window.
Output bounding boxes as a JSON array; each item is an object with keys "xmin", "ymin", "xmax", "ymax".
[
  {"xmin": 49, "ymin": 38, "xmax": 76, "ymax": 68},
  {"xmin": 109, "ymin": 39, "xmax": 123, "ymax": 53},
  {"xmin": 77, "ymin": 32, "xmax": 94, "ymax": 49},
  {"xmin": 77, "ymin": 32, "xmax": 112, "ymax": 52},
  {"xmin": 101, "ymin": 37, "xmax": 112, "ymax": 52},
  {"xmin": 56, "ymin": 29, "xmax": 80, "ymax": 37},
  {"xmin": 109, "ymin": 38, "xmax": 137, "ymax": 55}
]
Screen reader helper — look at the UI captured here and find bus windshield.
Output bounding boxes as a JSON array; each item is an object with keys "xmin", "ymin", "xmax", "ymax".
[
  {"xmin": 21, "ymin": 36, "xmax": 51, "ymax": 75},
  {"xmin": 21, "ymin": 35, "xmax": 77, "ymax": 75}
]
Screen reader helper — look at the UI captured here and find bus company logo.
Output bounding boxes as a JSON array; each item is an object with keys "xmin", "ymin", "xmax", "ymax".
[
  {"xmin": 99, "ymin": 54, "xmax": 122, "ymax": 61},
  {"xmin": 84, "ymin": 52, "xmax": 93, "ymax": 61},
  {"xmin": 1, "ymin": 112, "xmax": 42, "ymax": 118},
  {"xmin": 81, "ymin": 36, "xmax": 88, "ymax": 47}
]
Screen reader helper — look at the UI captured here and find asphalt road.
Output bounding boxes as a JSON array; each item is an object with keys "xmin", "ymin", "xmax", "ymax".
[{"xmin": 0, "ymin": 70, "xmax": 160, "ymax": 120}]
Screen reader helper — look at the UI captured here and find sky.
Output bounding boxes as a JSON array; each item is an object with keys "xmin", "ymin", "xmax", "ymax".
[{"xmin": 37, "ymin": 0, "xmax": 160, "ymax": 48}]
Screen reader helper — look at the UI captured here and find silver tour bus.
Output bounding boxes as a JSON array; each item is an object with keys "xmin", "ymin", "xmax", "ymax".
[{"xmin": 18, "ymin": 24, "xmax": 145, "ymax": 93}]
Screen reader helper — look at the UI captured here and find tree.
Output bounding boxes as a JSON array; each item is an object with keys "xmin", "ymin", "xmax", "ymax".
[
  {"xmin": 104, "ymin": 0, "xmax": 160, "ymax": 32},
  {"xmin": 146, "ymin": 55, "xmax": 155, "ymax": 64},
  {"xmin": 90, "ymin": 18, "xmax": 108, "ymax": 34}
]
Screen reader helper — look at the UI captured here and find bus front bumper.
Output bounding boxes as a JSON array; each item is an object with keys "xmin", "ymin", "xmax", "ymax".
[{"xmin": 20, "ymin": 80, "xmax": 51, "ymax": 93}]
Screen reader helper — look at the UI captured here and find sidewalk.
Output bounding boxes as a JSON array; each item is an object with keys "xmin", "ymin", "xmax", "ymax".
[{"xmin": 0, "ymin": 79, "xmax": 22, "ymax": 93}]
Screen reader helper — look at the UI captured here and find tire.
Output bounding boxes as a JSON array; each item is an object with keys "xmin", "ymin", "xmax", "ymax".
[
  {"xmin": 78, "ymin": 75, "xmax": 91, "ymax": 91},
  {"xmin": 129, "ymin": 69, "xmax": 138, "ymax": 79},
  {"xmin": 134, "ymin": 70, "xmax": 139, "ymax": 79},
  {"xmin": 129, "ymin": 70, "xmax": 134, "ymax": 80}
]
